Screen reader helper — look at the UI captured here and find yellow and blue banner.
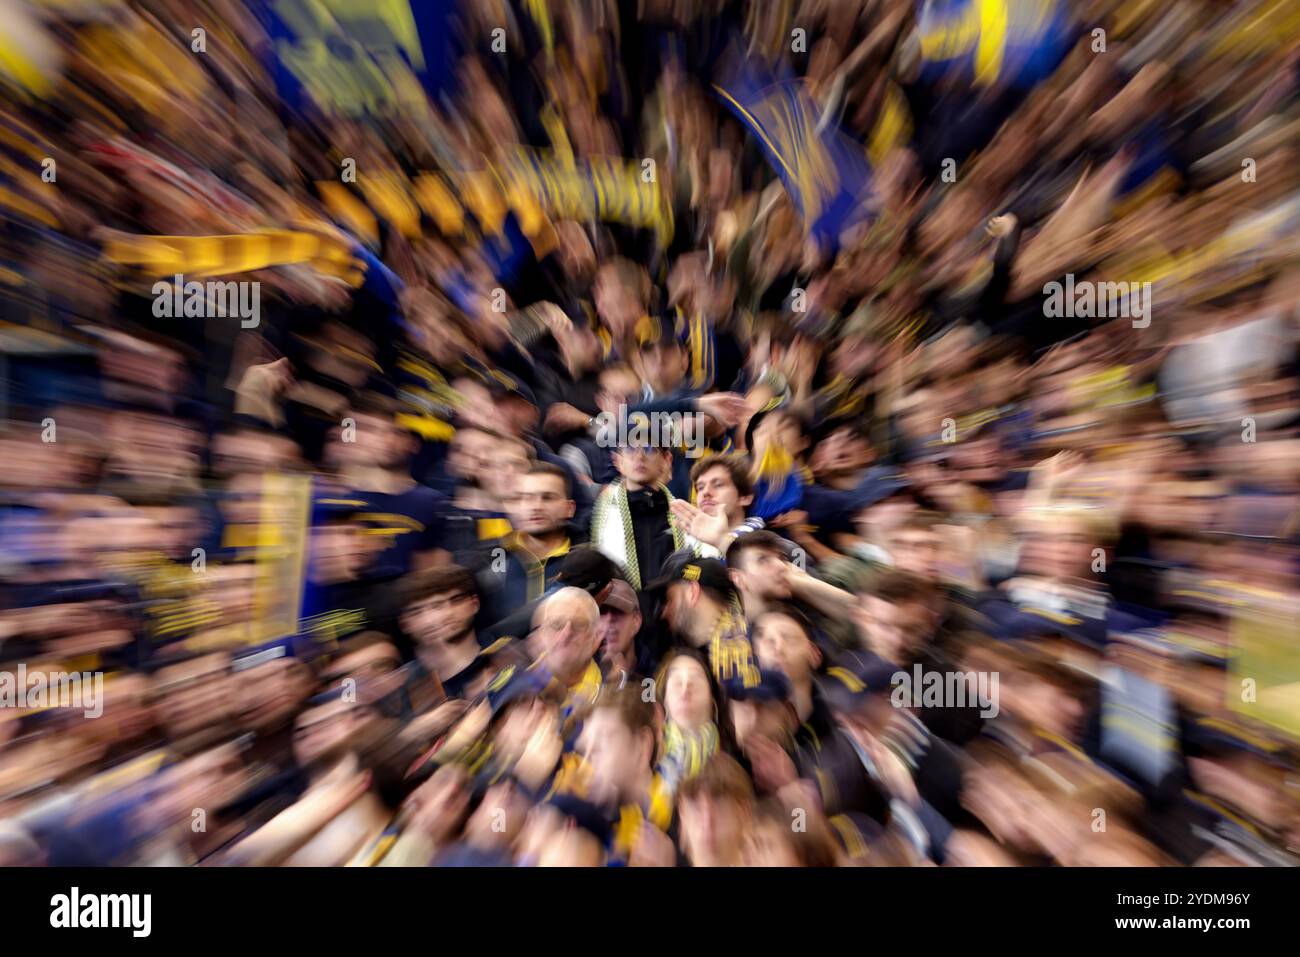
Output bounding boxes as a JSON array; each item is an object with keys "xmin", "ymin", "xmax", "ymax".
[
  {"xmin": 258, "ymin": 0, "xmax": 460, "ymax": 119},
  {"xmin": 714, "ymin": 58, "xmax": 875, "ymax": 250},
  {"xmin": 915, "ymin": 0, "xmax": 1075, "ymax": 89}
]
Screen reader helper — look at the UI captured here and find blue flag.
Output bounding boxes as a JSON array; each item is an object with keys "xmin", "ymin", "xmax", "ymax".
[
  {"xmin": 915, "ymin": 0, "xmax": 1075, "ymax": 90},
  {"xmin": 714, "ymin": 59, "xmax": 875, "ymax": 250}
]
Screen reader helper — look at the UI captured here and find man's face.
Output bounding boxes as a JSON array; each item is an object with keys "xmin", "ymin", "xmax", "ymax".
[
  {"xmin": 510, "ymin": 472, "xmax": 574, "ymax": 536},
  {"xmin": 753, "ymin": 612, "xmax": 818, "ymax": 684},
  {"xmin": 593, "ymin": 269, "xmax": 641, "ymax": 335},
  {"xmin": 679, "ymin": 794, "xmax": 748, "ymax": 867},
  {"xmin": 857, "ymin": 596, "xmax": 933, "ymax": 662},
  {"xmin": 639, "ymin": 341, "xmax": 688, "ymax": 394},
  {"xmin": 351, "ymin": 413, "xmax": 413, "ymax": 469},
  {"xmin": 558, "ymin": 324, "xmax": 603, "ymax": 373},
  {"xmin": 293, "ymin": 696, "xmax": 371, "ymax": 764},
  {"xmin": 889, "ymin": 526, "xmax": 941, "ymax": 578},
  {"xmin": 597, "ymin": 605, "xmax": 641, "ymax": 667},
  {"xmin": 752, "ymin": 410, "xmax": 805, "ymax": 460},
  {"xmin": 578, "ymin": 708, "xmax": 646, "ymax": 805},
  {"xmin": 811, "ymin": 426, "xmax": 873, "ymax": 479},
  {"xmin": 661, "ymin": 581, "xmax": 698, "ymax": 637},
  {"xmin": 483, "ymin": 438, "xmax": 531, "ymax": 500},
  {"xmin": 613, "ymin": 445, "xmax": 669, "ymax": 487},
  {"xmin": 597, "ymin": 370, "xmax": 641, "ymax": 415},
  {"xmin": 695, "ymin": 464, "xmax": 750, "ymax": 518},
  {"xmin": 448, "ymin": 428, "xmax": 493, "ymax": 484},
  {"xmin": 538, "ymin": 594, "xmax": 600, "ymax": 680},
  {"xmin": 734, "ymin": 547, "xmax": 792, "ymax": 601},
  {"xmin": 402, "ymin": 588, "xmax": 479, "ymax": 646}
]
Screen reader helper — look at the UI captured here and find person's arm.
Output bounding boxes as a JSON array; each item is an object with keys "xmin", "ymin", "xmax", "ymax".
[
  {"xmin": 219, "ymin": 759, "xmax": 370, "ymax": 867},
  {"xmin": 781, "ymin": 563, "xmax": 857, "ymax": 619}
]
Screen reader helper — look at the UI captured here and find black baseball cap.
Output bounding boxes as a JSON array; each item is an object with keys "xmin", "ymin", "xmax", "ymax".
[{"xmin": 644, "ymin": 551, "xmax": 737, "ymax": 602}]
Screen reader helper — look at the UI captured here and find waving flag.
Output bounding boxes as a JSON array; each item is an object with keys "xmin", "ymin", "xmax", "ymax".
[
  {"xmin": 714, "ymin": 57, "xmax": 875, "ymax": 251},
  {"xmin": 916, "ymin": 0, "xmax": 1075, "ymax": 89}
]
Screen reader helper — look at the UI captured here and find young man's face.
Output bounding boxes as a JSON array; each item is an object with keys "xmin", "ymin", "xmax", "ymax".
[
  {"xmin": 402, "ymin": 588, "xmax": 479, "ymax": 646},
  {"xmin": 510, "ymin": 472, "xmax": 574, "ymax": 537},
  {"xmin": 448, "ymin": 428, "xmax": 493, "ymax": 485},
  {"xmin": 752, "ymin": 611, "xmax": 819, "ymax": 685},
  {"xmin": 593, "ymin": 268, "xmax": 641, "ymax": 336},
  {"xmin": 613, "ymin": 444, "xmax": 669, "ymax": 488},
  {"xmin": 732, "ymin": 546, "xmax": 793, "ymax": 602},
  {"xmin": 350, "ymin": 413, "xmax": 414, "ymax": 469},
  {"xmin": 597, "ymin": 369, "xmax": 641, "ymax": 415},
  {"xmin": 856, "ymin": 596, "xmax": 932, "ymax": 663},
  {"xmin": 578, "ymin": 708, "xmax": 649, "ymax": 805},
  {"xmin": 694, "ymin": 463, "xmax": 751, "ymax": 519},
  {"xmin": 811, "ymin": 426, "xmax": 873, "ymax": 479},
  {"xmin": 889, "ymin": 525, "xmax": 942, "ymax": 578},
  {"xmin": 639, "ymin": 341, "xmax": 688, "ymax": 395},
  {"xmin": 679, "ymin": 793, "xmax": 749, "ymax": 867},
  {"xmin": 484, "ymin": 437, "xmax": 531, "ymax": 501}
]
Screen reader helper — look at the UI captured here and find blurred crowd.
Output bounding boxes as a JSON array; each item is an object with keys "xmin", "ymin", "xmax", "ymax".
[{"xmin": 1, "ymin": 0, "xmax": 1299, "ymax": 867}]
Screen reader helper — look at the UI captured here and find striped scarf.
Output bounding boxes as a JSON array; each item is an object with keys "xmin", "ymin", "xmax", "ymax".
[
  {"xmin": 658, "ymin": 721, "xmax": 720, "ymax": 792},
  {"xmin": 590, "ymin": 480, "xmax": 687, "ymax": 590}
]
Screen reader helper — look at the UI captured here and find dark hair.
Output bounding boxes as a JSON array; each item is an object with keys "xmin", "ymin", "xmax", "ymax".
[
  {"xmin": 725, "ymin": 529, "xmax": 789, "ymax": 568},
  {"xmin": 690, "ymin": 454, "xmax": 753, "ymax": 501},
  {"xmin": 399, "ymin": 564, "xmax": 478, "ymax": 608},
  {"xmin": 868, "ymin": 569, "xmax": 938, "ymax": 608},
  {"xmin": 526, "ymin": 462, "xmax": 573, "ymax": 499},
  {"xmin": 756, "ymin": 601, "xmax": 815, "ymax": 641}
]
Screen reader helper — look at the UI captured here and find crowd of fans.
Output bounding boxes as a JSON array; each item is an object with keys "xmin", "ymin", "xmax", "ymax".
[{"xmin": 0, "ymin": 0, "xmax": 1298, "ymax": 867}]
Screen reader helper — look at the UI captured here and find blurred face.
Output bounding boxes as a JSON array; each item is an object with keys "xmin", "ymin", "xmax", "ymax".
[
  {"xmin": 1022, "ymin": 517, "xmax": 1094, "ymax": 579},
  {"xmin": 661, "ymin": 581, "xmax": 700, "ymax": 637},
  {"xmin": 310, "ymin": 522, "xmax": 368, "ymax": 584},
  {"xmin": 349, "ymin": 412, "xmax": 414, "ymax": 469},
  {"xmin": 510, "ymin": 472, "xmax": 574, "ymax": 536},
  {"xmin": 639, "ymin": 341, "xmax": 688, "ymax": 394},
  {"xmin": 752, "ymin": 411, "xmax": 803, "ymax": 459},
  {"xmin": 153, "ymin": 654, "xmax": 231, "ymax": 738},
  {"xmin": 753, "ymin": 612, "xmax": 819, "ymax": 685},
  {"xmin": 889, "ymin": 526, "xmax": 941, "ymax": 578},
  {"xmin": 593, "ymin": 268, "xmax": 641, "ymax": 336},
  {"xmin": 733, "ymin": 547, "xmax": 792, "ymax": 602},
  {"xmin": 663, "ymin": 655, "xmax": 713, "ymax": 729},
  {"xmin": 237, "ymin": 658, "xmax": 312, "ymax": 732},
  {"xmin": 578, "ymin": 708, "xmax": 649, "ymax": 804},
  {"xmin": 613, "ymin": 445, "xmax": 669, "ymax": 489},
  {"xmin": 597, "ymin": 369, "xmax": 642, "ymax": 415},
  {"xmin": 402, "ymin": 588, "xmax": 479, "ymax": 646},
  {"xmin": 557, "ymin": 324, "xmax": 603, "ymax": 373},
  {"xmin": 597, "ymin": 604, "xmax": 641, "ymax": 667},
  {"xmin": 694, "ymin": 464, "xmax": 751, "ymax": 518},
  {"xmin": 730, "ymin": 699, "xmax": 791, "ymax": 753},
  {"xmin": 292, "ymin": 699, "xmax": 371, "ymax": 767},
  {"xmin": 857, "ymin": 597, "xmax": 933, "ymax": 662},
  {"xmin": 538, "ymin": 593, "xmax": 600, "ymax": 681},
  {"xmin": 405, "ymin": 765, "xmax": 471, "ymax": 842},
  {"xmin": 1009, "ymin": 676, "xmax": 1084, "ymax": 740},
  {"xmin": 448, "ymin": 427, "xmax": 494, "ymax": 485},
  {"xmin": 811, "ymin": 427, "xmax": 873, "ymax": 479},
  {"xmin": 679, "ymin": 793, "xmax": 748, "ymax": 866},
  {"xmin": 744, "ymin": 817, "xmax": 800, "ymax": 866},
  {"xmin": 482, "ymin": 438, "xmax": 531, "ymax": 500}
]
